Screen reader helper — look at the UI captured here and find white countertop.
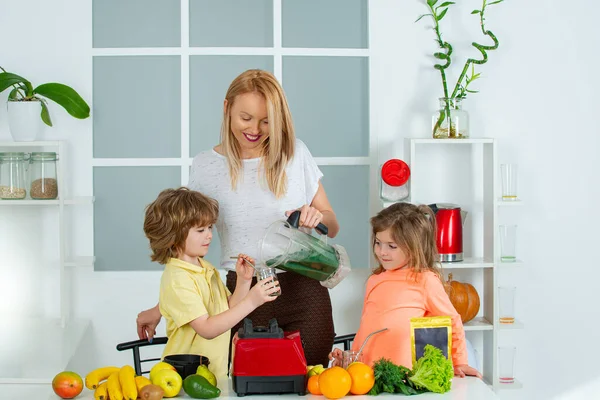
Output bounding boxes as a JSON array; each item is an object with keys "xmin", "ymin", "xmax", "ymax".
[{"xmin": 2, "ymin": 375, "xmax": 497, "ymax": 400}]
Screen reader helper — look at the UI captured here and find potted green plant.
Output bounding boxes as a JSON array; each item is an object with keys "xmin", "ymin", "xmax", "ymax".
[
  {"xmin": 417, "ymin": 0, "xmax": 504, "ymax": 138},
  {"xmin": 0, "ymin": 66, "xmax": 90, "ymax": 141}
]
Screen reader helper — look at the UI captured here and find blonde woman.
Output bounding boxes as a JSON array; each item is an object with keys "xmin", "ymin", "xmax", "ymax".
[{"xmin": 137, "ymin": 69, "xmax": 340, "ymax": 366}]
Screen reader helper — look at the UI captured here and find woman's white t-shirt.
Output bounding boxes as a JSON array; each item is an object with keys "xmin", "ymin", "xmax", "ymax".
[{"xmin": 188, "ymin": 139, "xmax": 323, "ymax": 271}]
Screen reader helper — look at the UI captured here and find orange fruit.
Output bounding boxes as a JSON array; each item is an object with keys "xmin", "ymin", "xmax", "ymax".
[
  {"xmin": 307, "ymin": 375, "xmax": 322, "ymax": 395},
  {"xmin": 318, "ymin": 367, "xmax": 351, "ymax": 399},
  {"xmin": 346, "ymin": 362, "xmax": 375, "ymax": 395}
]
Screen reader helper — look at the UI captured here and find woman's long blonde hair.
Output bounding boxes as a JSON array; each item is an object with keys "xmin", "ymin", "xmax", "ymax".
[
  {"xmin": 371, "ymin": 202, "xmax": 444, "ymax": 283},
  {"xmin": 220, "ymin": 69, "xmax": 295, "ymax": 198}
]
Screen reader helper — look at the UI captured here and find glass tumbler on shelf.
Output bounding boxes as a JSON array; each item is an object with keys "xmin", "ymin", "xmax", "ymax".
[
  {"xmin": 380, "ymin": 159, "xmax": 410, "ymax": 203},
  {"xmin": 499, "ymin": 225, "xmax": 517, "ymax": 262},
  {"xmin": 432, "ymin": 97, "xmax": 470, "ymax": 139},
  {"xmin": 0, "ymin": 152, "xmax": 28, "ymax": 199},
  {"xmin": 256, "ymin": 267, "xmax": 281, "ymax": 297},
  {"xmin": 498, "ymin": 286, "xmax": 516, "ymax": 324},
  {"xmin": 29, "ymin": 152, "xmax": 58, "ymax": 200},
  {"xmin": 500, "ymin": 164, "xmax": 518, "ymax": 201},
  {"xmin": 498, "ymin": 346, "xmax": 516, "ymax": 384}
]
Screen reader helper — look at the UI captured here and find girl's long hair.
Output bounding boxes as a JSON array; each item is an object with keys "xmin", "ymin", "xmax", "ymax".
[
  {"xmin": 370, "ymin": 202, "xmax": 444, "ymax": 283},
  {"xmin": 220, "ymin": 69, "xmax": 295, "ymax": 198}
]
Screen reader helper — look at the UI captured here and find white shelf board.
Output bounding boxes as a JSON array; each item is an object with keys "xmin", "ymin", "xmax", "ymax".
[
  {"xmin": 498, "ymin": 259, "xmax": 524, "ymax": 267},
  {"xmin": 0, "ymin": 141, "xmax": 61, "ymax": 147},
  {"xmin": 0, "ymin": 318, "xmax": 90, "ymax": 384},
  {"xmin": 497, "ymin": 198, "xmax": 524, "ymax": 206},
  {"xmin": 411, "ymin": 138, "xmax": 494, "ymax": 144},
  {"xmin": 499, "ymin": 319, "xmax": 525, "ymax": 330},
  {"xmin": 64, "ymin": 256, "xmax": 95, "ymax": 268},
  {"xmin": 442, "ymin": 257, "xmax": 494, "ymax": 269},
  {"xmin": 497, "ymin": 379, "xmax": 523, "ymax": 390},
  {"xmin": 463, "ymin": 317, "xmax": 493, "ymax": 331},
  {"xmin": 0, "ymin": 196, "xmax": 94, "ymax": 206},
  {"xmin": 65, "ymin": 196, "xmax": 95, "ymax": 205}
]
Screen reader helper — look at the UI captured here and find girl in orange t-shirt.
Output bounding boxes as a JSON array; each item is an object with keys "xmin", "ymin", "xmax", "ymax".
[{"xmin": 329, "ymin": 202, "xmax": 481, "ymax": 378}]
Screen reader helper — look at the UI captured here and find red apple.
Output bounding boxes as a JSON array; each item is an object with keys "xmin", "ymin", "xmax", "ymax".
[{"xmin": 52, "ymin": 371, "xmax": 83, "ymax": 399}]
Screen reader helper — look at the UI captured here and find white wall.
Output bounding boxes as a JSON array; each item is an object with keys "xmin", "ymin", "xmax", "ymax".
[{"xmin": 1, "ymin": 0, "xmax": 599, "ymax": 399}]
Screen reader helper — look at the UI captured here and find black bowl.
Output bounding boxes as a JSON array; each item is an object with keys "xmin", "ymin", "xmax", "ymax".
[{"xmin": 163, "ymin": 354, "xmax": 210, "ymax": 379}]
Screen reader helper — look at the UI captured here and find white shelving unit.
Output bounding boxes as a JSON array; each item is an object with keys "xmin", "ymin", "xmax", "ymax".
[
  {"xmin": 0, "ymin": 141, "xmax": 95, "ymax": 384},
  {"xmin": 380, "ymin": 138, "xmax": 524, "ymax": 393},
  {"xmin": 0, "ymin": 141, "xmax": 94, "ymax": 324}
]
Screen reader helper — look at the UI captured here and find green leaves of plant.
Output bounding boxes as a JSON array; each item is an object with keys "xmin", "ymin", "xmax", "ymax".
[
  {"xmin": 489, "ymin": 0, "xmax": 504, "ymax": 5},
  {"xmin": 415, "ymin": 13, "xmax": 432, "ymax": 23},
  {"xmin": 39, "ymin": 99, "xmax": 53, "ymax": 127},
  {"xmin": 0, "ymin": 70, "xmax": 90, "ymax": 127},
  {"xmin": 34, "ymin": 83, "xmax": 90, "ymax": 119},
  {"xmin": 0, "ymin": 72, "xmax": 29, "ymax": 94},
  {"xmin": 427, "ymin": 0, "xmax": 438, "ymax": 6}
]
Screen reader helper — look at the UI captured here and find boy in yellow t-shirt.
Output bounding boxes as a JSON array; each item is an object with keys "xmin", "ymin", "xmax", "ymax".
[{"xmin": 143, "ymin": 187, "xmax": 280, "ymax": 377}]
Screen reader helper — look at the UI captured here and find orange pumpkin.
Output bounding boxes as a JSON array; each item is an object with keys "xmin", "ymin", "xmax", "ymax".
[{"xmin": 446, "ymin": 273, "xmax": 480, "ymax": 323}]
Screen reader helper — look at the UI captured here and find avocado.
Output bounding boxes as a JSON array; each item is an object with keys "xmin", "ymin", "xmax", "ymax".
[{"xmin": 183, "ymin": 374, "xmax": 221, "ymax": 399}]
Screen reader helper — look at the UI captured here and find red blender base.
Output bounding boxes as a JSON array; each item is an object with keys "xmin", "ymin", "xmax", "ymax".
[{"xmin": 231, "ymin": 319, "xmax": 307, "ymax": 396}]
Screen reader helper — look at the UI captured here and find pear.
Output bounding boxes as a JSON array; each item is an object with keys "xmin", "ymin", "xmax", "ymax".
[{"xmin": 195, "ymin": 365, "xmax": 217, "ymax": 387}]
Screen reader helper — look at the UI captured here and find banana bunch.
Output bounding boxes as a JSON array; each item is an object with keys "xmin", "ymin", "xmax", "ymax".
[
  {"xmin": 306, "ymin": 364, "xmax": 325, "ymax": 377},
  {"xmin": 86, "ymin": 365, "xmax": 151, "ymax": 400}
]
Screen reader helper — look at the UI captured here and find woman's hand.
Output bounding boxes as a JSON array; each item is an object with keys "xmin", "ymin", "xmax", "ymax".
[
  {"xmin": 247, "ymin": 277, "xmax": 280, "ymax": 308},
  {"xmin": 286, "ymin": 204, "xmax": 323, "ymax": 230},
  {"xmin": 235, "ymin": 253, "xmax": 255, "ymax": 282},
  {"xmin": 328, "ymin": 348, "xmax": 343, "ymax": 367},
  {"xmin": 454, "ymin": 364, "xmax": 482, "ymax": 379},
  {"xmin": 136, "ymin": 305, "xmax": 162, "ymax": 341}
]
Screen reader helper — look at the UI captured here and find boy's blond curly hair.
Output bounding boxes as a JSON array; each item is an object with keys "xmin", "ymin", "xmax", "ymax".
[{"xmin": 143, "ymin": 187, "xmax": 218, "ymax": 264}]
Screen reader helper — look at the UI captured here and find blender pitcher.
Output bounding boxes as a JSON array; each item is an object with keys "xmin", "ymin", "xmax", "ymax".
[{"xmin": 258, "ymin": 211, "xmax": 351, "ymax": 289}]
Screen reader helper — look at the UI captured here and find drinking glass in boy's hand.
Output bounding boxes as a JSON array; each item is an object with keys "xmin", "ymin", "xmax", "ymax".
[{"xmin": 247, "ymin": 277, "xmax": 280, "ymax": 307}]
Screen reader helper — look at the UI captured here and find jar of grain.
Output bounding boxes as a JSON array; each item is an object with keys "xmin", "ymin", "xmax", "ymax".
[
  {"xmin": 29, "ymin": 152, "xmax": 58, "ymax": 200},
  {"xmin": 0, "ymin": 152, "xmax": 28, "ymax": 199}
]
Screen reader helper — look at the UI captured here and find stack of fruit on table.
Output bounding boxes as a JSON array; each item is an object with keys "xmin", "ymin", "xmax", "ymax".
[{"xmin": 52, "ymin": 361, "xmax": 221, "ymax": 399}]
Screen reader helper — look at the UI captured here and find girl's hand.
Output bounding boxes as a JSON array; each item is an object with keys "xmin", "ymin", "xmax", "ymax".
[
  {"xmin": 328, "ymin": 348, "xmax": 343, "ymax": 367},
  {"xmin": 286, "ymin": 205, "xmax": 323, "ymax": 230},
  {"xmin": 247, "ymin": 277, "xmax": 280, "ymax": 307},
  {"xmin": 454, "ymin": 364, "xmax": 482, "ymax": 379},
  {"xmin": 235, "ymin": 253, "xmax": 255, "ymax": 281}
]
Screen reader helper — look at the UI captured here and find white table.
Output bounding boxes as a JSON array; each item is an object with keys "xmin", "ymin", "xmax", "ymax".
[{"xmin": 4, "ymin": 375, "xmax": 497, "ymax": 399}]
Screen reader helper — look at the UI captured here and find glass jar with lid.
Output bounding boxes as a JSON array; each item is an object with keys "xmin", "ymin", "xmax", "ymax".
[
  {"xmin": 29, "ymin": 152, "xmax": 58, "ymax": 200},
  {"xmin": 0, "ymin": 152, "xmax": 28, "ymax": 199},
  {"xmin": 380, "ymin": 159, "xmax": 411, "ymax": 202}
]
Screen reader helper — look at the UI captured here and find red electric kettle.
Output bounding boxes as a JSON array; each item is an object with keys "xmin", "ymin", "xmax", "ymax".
[{"xmin": 428, "ymin": 203, "xmax": 467, "ymax": 262}]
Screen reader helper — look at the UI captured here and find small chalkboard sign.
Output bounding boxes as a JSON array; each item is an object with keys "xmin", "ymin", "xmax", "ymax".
[{"xmin": 410, "ymin": 316, "xmax": 452, "ymax": 365}]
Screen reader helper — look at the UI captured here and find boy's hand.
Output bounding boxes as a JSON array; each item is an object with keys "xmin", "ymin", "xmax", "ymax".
[
  {"xmin": 328, "ymin": 348, "xmax": 343, "ymax": 367},
  {"xmin": 247, "ymin": 277, "xmax": 280, "ymax": 307},
  {"xmin": 235, "ymin": 253, "xmax": 255, "ymax": 281},
  {"xmin": 136, "ymin": 305, "xmax": 161, "ymax": 341}
]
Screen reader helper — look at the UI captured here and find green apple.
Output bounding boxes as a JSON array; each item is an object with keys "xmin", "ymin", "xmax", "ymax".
[
  {"xmin": 149, "ymin": 362, "xmax": 176, "ymax": 383},
  {"xmin": 151, "ymin": 369, "xmax": 182, "ymax": 398},
  {"xmin": 307, "ymin": 364, "xmax": 325, "ymax": 377}
]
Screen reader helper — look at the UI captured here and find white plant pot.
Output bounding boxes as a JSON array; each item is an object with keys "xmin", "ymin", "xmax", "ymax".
[{"xmin": 7, "ymin": 100, "xmax": 45, "ymax": 142}]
